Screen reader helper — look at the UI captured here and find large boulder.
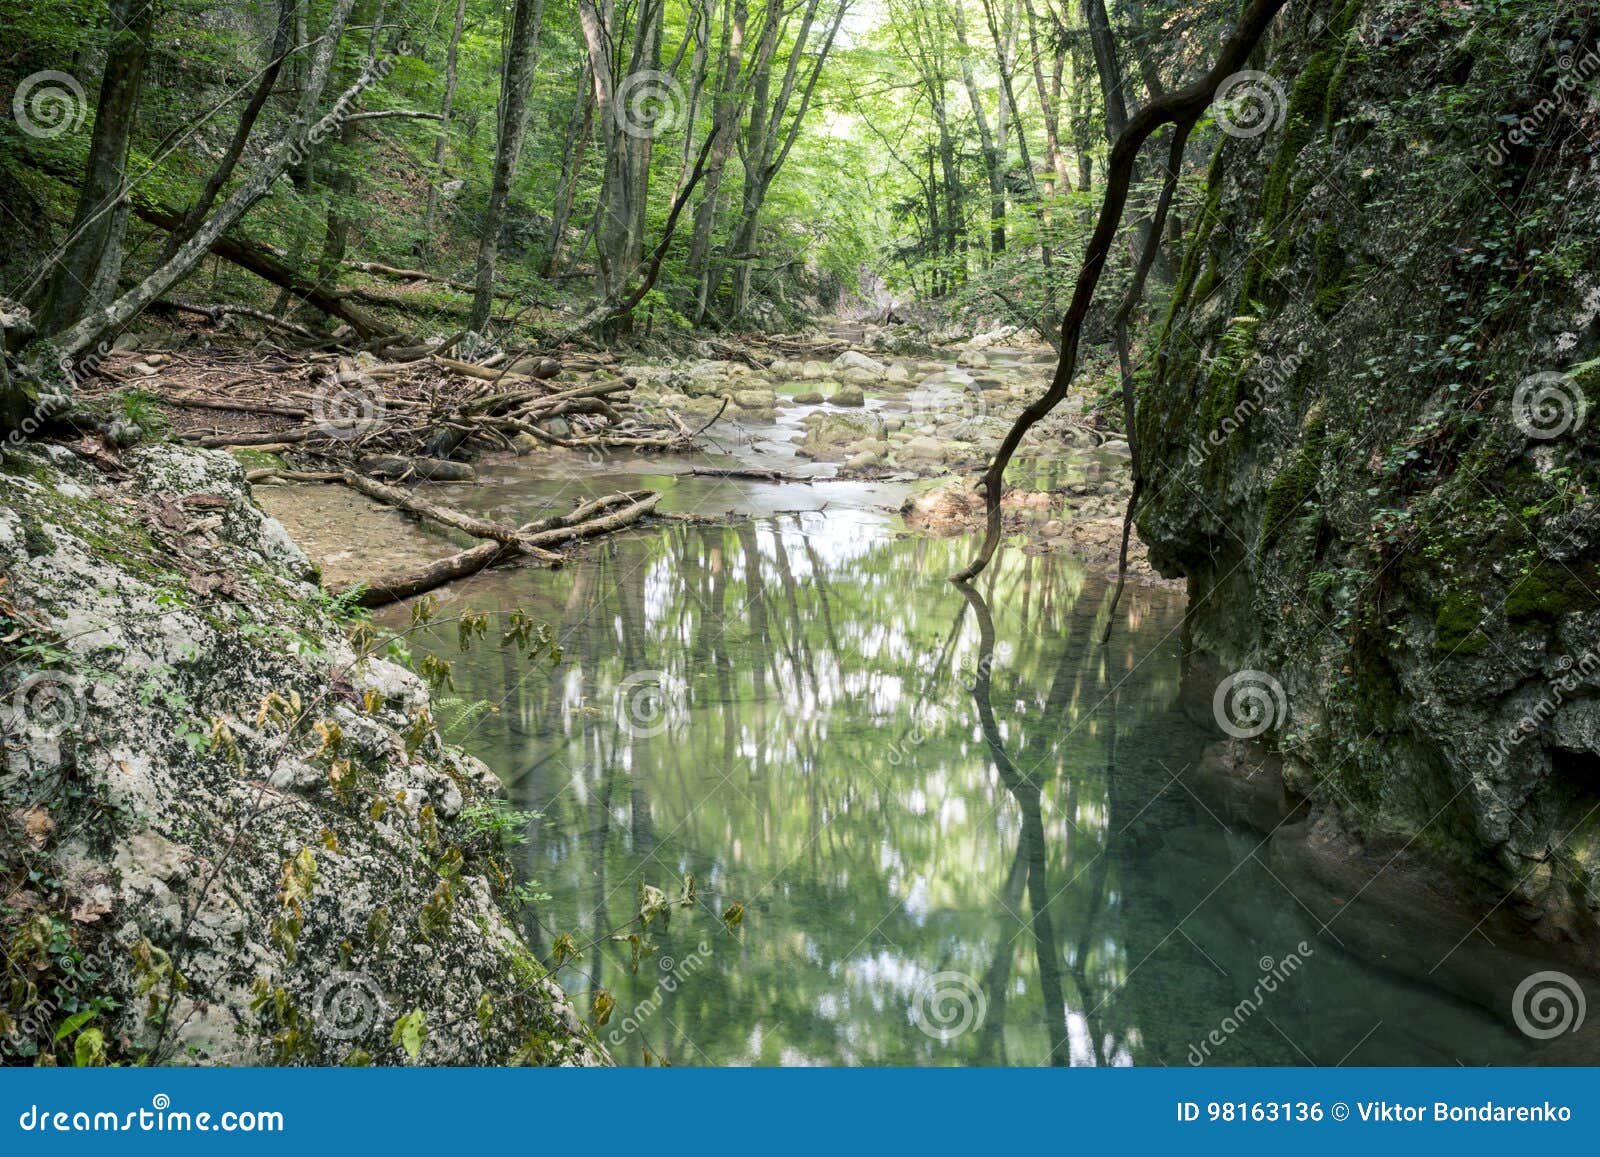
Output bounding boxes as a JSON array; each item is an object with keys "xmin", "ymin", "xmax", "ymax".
[{"xmin": 831, "ymin": 350, "xmax": 886, "ymax": 376}]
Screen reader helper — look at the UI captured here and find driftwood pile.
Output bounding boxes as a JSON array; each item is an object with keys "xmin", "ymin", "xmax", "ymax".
[
  {"xmin": 118, "ymin": 349, "xmax": 710, "ymax": 469},
  {"xmin": 80, "ymin": 344, "xmax": 712, "ymax": 604}
]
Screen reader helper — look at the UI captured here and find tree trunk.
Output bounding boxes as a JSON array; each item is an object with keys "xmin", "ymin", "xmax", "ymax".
[
  {"xmin": 38, "ymin": 0, "xmax": 155, "ymax": 337},
  {"xmin": 420, "ymin": 0, "xmax": 468, "ymax": 242},
  {"xmin": 688, "ymin": 0, "xmax": 747, "ymax": 323},
  {"xmin": 1023, "ymin": 0, "xmax": 1071, "ymax": 194},
  {"xmin": 544, "ymin": 61, "xmax": 594, "ymax": 277},
  {"xmin": 50, "ymin": 0, "xmax": 361, "ymax": 359},
  {"xmin": 951, "ymin": 0, "xmax": 1006, "ymax": 256},
  {"xmin": 469, "ymin": 0, "xmax": 546, "ymax": 333},
  {"xmin": 158, "ymin": 0, "xmax": 294, "ymax": 266}
]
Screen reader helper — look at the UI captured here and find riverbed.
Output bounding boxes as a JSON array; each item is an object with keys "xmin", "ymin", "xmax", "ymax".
[{"xmin": 258, "ymin": 355, "xmax": 1527, "ymax": 1066}]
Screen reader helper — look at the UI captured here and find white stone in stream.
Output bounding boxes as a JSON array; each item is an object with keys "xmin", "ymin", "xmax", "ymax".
[
  {"xmin": 829, "ymin": 385, "xmax": 866, "ymax": 407},
  {"xmin": 734, "ymin": 389, "xmax": 777, "ymax": 413},
  {"xmin": 800, "ymin": 360, "xmax": 830, "ymax": 380},
  {"xmin": 885, "ymin": 362, "xmax": 911, "ymax": 382},
  {"xmin": 966, "ymin": 325, "xmax": 1018, "ymax": 350},
  {"xmin": 1101, "ymin": 439, "xmax": 1131, "ymax": 455},
  {"xmin": 831, "ymin": 350, "xmax": 886, "ymax": 375}
]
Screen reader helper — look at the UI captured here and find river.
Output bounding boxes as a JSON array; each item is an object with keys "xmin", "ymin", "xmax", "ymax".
[{"xmin": 263, "ymin": 350, "xmax": 1526, "ymax": 1066}]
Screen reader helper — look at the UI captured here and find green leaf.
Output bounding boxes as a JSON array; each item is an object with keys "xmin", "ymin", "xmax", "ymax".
[
  {"xmin": 54, "ymin": 1009, "xmax": 96, "ymax": 1042},
  {"xmin": 73, "ymin": 1027, "xmax": 105, "ymax": 1067},
  {"xmin": 391, "ymin": 1009, "xmax": 427, "ymax": 1060}
]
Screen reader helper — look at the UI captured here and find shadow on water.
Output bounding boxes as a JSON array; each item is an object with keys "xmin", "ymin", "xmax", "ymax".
[{"xmin": 386, "ymin": 504, "xmax": 1527, "ymax": 1066}]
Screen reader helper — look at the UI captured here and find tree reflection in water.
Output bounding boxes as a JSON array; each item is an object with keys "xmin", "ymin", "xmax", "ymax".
[{"xmin": 386, "ymin": 508, "xmax": 1521, "ymax": 1067}]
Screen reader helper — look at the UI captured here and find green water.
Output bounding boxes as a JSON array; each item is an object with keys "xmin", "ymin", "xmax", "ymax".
[{"xmin": 383, "ymin": 468, "xmax": 1526, "ymax": 1067}]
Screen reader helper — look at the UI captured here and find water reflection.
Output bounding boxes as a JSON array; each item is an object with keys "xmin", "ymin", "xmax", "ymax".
[{"xmin": 388, "ymin": 504, "xmax": 1525, "ymax": 1066}]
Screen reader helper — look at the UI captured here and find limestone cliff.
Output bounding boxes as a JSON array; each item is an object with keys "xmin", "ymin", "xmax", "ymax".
[{"xmin": 1137, "ymin": 0, "xmax": 1600, "ymax": 958}]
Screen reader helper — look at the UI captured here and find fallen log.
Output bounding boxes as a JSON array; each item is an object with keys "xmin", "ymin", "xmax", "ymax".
[
  {"xmin": 338, "ymin": 471, "xmax": 563, "ymax": 562},
  {"xmin": 193, "ymin": 429, "xmax": 312, "ymax": 448},
  {"xmin": 689, "ymin": 466, "xmax": 814, "ymax": 483},
  {"xmin": 343, "ymin": 491, "xmax": 661, "ymax": 607},
  {"xmin": 169, "ymin": 393, "xmax": 311, "ymax": 419},
  {"xmin": 358, "ymin": 455, "xmax": 476, "ymax": 482},
  {"xmin": 129, "ymin": 199, "xmax": 392, "ymax": 339},
  {"xmin": 156, "ymin": 299, "xmax": 320, "ymax": 340},
  {"xmin": 344, "ymin": 261, "xmax": 521, "ymax": 302}
]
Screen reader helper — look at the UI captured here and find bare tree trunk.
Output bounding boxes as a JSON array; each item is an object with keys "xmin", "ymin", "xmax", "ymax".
[
  {"xmin": 316, "ymin": 0, "xmax": 386, "ymax": 286},
  {"xmin": 1024, "ymin": 0, "xmax": 1071, "ymax": 194},
  {"xmin": 51, "ymin": 0, "xmax": 361, "ymax": 359},
  {"xmin": 952, "ymin": 0, "xmax": 1289, "ymax": 581},
  {"xmin": 688, "ymin": 0, "xmax": 747, "ymax": 322},
  {"xmin": 469, "ymin": 0, "xmax": 545, "ymax": 333},
  {"xmin": 544, "ymin": 60, "xmax": 594, "ymax": 277},
  {"xmin": 38, "ymin": 0, "xmax": 155, "ymax": 337},
  {"xmin": 420, "ymin": 0, "xmax": 468, "ymax": 243},
  {"xmin": 157, "ymin": 0, "xmax": 295, "ymax": 266},
  {"xmin": 951, "ymin": 0, "xmax": 1006, "ymax": 256},
  {"xmin": 722, "ymin": 0, "xmax": 845, "ymax": 320}
]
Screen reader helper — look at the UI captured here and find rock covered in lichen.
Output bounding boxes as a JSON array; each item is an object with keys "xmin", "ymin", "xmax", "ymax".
[{"xmin": 0, "ymin": 442, "xmax": 606, "ymax": 1066}]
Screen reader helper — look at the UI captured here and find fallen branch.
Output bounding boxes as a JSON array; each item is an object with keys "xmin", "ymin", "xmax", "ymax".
[
  {"xmin": 157, "ymin": 299, "xmax": 320, "ymax": 340},
  {"xmin": 338, "ymin": 470, "xmax": 563, "ymax": 562},
  {"xmin": 1101, "ymin": 124, "xmax": 1190, "ymax": 645},
  {"xmin": 342, "ymin": 491, "xmax": 661, "ymax": 606},
  {"xmin": 689, "ymin": 466, "xmax": 814, "ymax": 483}
]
